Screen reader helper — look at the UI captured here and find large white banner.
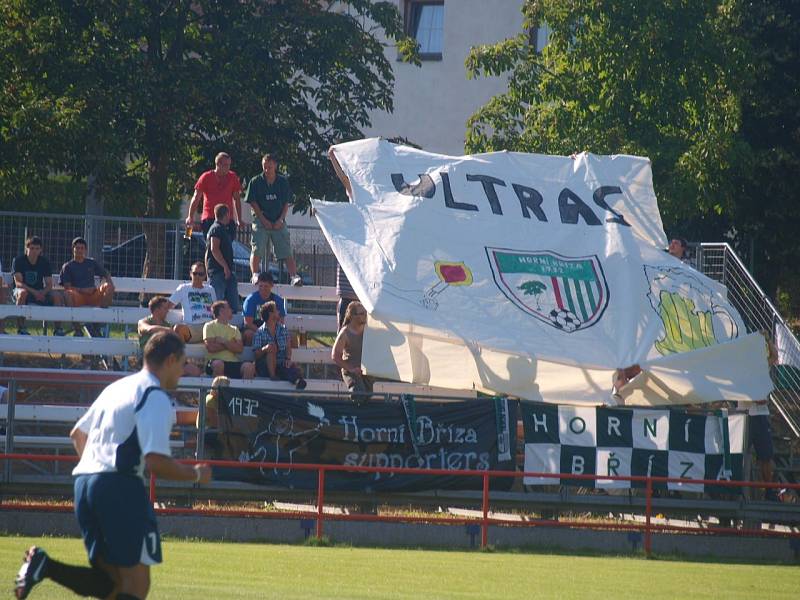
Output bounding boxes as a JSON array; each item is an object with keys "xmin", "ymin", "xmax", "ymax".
[{"xmin": 314, "ymin": 138, "xmax": 773, "ymax": 404}]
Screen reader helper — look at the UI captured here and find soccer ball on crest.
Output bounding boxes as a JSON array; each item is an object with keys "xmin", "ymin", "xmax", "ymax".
[{"xmin": 549, "ymin": 308, "xmax": 581, "ymax": 332}]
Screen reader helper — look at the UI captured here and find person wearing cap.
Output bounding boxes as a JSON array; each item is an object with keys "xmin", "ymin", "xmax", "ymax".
[{"xmin": 60, "ymin": 237, "xmax": 115, "ymax": 336}]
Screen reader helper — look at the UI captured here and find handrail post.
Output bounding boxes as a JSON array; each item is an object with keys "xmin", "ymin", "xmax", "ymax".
[
  {"xmin": 644, "ymin": 477, "xmax": 652, "ymax": 557},
  {"xmin": 316, "ymin": 467, "xmax": 326, "ymax": 540},
  {"xmin": 3, "ymin": 380, "xmax": 17, "ymax": 483},
  {"xmin": 481, "ymin": 472, "xmax": 489, "ymax": 549},
  {"xmin": 150, "ymin": 472, "xmax": 156, "ymax": 504}
]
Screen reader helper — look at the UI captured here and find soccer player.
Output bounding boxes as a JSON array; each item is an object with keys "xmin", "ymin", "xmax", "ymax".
[{"xmin": 14, "ymin": 331, "xmax": 212, "ymax": 600}]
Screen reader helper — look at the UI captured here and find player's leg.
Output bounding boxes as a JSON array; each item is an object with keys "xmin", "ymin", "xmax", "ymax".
[
  {"xmin": 14, "ymin": 545, "xmax": 115, "ymax": 599},
  {"xmin": 91, "ymin": 473, "xmax": 163, "ymax": 598},
  {"xmin": 115, "ymin": 564, "xmax": 150, "ymax": 599}
]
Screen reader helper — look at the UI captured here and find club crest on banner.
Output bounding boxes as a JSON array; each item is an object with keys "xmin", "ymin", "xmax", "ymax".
[
  {"xmin": 644, "ymin": 265, "xmax": 740, "ymax": 356},
  {"xmin": 487, "ymin": 248, "xmax": 609, "ymax": 332}
]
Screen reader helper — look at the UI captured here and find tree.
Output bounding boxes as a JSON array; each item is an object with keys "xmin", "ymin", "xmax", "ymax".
[
  {"xmin": 519, "ymin": 279, "xmax": 546, "ymax": 309},
  {"xmin": 464, "ymin": 1, "xmax": 800, "ymax": 305},
  {"xmin": 0, "ymin": 0, "xmax": 417, "ymax": 271}
]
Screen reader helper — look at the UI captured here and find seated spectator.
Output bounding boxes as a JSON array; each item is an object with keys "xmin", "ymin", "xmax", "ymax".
[
  {"xmin": 12, "ymin": 235, "xmax": 66, "ymax": 335},
  {"xmin": 206, "ymin": 204, "xmax": 240, "ymax": 313},
  {"xmin": 60, "ymin": 236, "xmax": 115, "ymax": 336},
  {"xmin": 241, "ymin": 272, "xmax": 286, "ymax": 346},
  {"xmin": 253, "ymin": 301, "xmax": 306, "ymax": 390},
  {"xmin": 138, "ymin": 296, "xmax": 202, "ymax": 376},
  {"xmin": 203, "ymin": 300, "xmax": 255, "ymax": 380},
  {"xmin": 331, "ymin": 301, "xmax": 372, "ymax": 402},
  {"xmin": 167, "ymin": 261, "xmax": 216, "ymax": 343}
]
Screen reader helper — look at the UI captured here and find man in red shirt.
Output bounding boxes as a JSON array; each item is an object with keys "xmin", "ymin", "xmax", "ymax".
[{"xmin": 185, "ymin": 152, "xmax": 242, "ymax": 239}]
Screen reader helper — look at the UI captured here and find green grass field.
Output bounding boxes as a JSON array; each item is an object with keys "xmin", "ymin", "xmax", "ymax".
[{"xmin": 2, "ymin": 535, "xmax": 797, "ymax": 599}]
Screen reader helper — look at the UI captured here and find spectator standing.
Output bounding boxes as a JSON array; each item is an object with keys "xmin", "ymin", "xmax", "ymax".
[
  {"xmin": 60, "ymin": 237, "xmax": 115, "ymax": 336},
  {"xmin": 167, "ymin": 261, "xmax": 216, "ymax": 343},
  {"xmin": 336, "ymin": 263, "xmax": 358, "ymax": 330},
  {"xmin": 331, "ymin": 301, "xmax": 372, "ymax": 401},
  {"xmin": 253, "ymin": 301, "xmax": 306, "ymax": 389},
  {"xmin": 205, "ymin": 204, "xmax": 240, "ymax": 312},
  {"xmin": 185, "ymin": 152, "xmax": 241, "ymax": 239},
  {"xmin": 203, "ymin": 300, "xmax": 255, "ymax": 380},
  {"xmin": 244, "ymin": 153, "xmax": 302, "ymax": 286},
  {"xmin": 11, "ymin": 235, "xmax": 66, "ymax": 335},
  {"xmin": 241, "ymin": 271, "xmax": 286, "ymax": 345}
]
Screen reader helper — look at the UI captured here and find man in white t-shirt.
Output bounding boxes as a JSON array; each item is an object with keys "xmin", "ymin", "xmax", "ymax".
[
  {"xmin": 166, "ymin": 261, "xmax": 217, "ymax": 343},
  {"xmin": 14, "ymin": 331, "xmax": 212, "ymax": 600}
]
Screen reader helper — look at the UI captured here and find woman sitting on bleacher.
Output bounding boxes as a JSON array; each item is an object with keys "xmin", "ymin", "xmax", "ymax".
[{"xmin": 252, "ymin": 301, "xmax": 306, "ymax": 390}]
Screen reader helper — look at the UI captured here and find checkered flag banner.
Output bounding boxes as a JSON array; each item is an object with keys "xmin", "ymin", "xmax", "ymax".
[{"xmin": 521, "ymin": 403, "xmax": 745, "ymax": 492}]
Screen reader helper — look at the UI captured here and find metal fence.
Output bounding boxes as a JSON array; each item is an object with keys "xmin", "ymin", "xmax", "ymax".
[
  {"xmin": 0, "ymin": 211, "xmax": 338, "ymax": 286},
  {"xmin": 693, "ymin": 243, "xmax": 800, "ymax": 438}
]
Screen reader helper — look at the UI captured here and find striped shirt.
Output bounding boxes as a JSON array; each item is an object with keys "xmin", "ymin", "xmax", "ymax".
[
  {"xmin": 336, "ymin": 264, "xmax": 357, "ymax": 300},
  {"xmin": 253, "ymin": 322, "xmax": 291, "ymax": 361}
]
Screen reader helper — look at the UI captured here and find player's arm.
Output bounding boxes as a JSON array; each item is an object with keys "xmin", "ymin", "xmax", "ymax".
[
  {"xmin": 69, "ymin": 426, "xmax": 88, "ymax": 457},
  {"xmin": 145, "ymin": 453, "xmax": 211, "ymax": 483}
]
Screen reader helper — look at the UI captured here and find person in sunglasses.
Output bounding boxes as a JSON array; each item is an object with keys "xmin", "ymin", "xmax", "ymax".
[{"xmin": 166, "ymin": 261, "xmax": 217, "ymax": 343}]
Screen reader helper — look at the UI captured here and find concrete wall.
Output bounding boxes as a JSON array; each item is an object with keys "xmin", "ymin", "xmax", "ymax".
[{"xmin": 363, "ymin": 0, "xmax": 526, "ymax": 156}]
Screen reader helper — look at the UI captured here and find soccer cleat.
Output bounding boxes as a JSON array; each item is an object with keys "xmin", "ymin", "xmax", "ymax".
[
  {"xmin": 17, "ymin": 328, "xmax": 30, "ymax": 336},
  {"xmin": 53, "ymin": 328, "xmax": 66, "ymax": 337},
  {"xmin": 15, "ymin": 546, "xmax": 48, "ymax": 599},
  {"xmin": 290, "ymin": 275, "xmax": 303, "ymax": 287}
]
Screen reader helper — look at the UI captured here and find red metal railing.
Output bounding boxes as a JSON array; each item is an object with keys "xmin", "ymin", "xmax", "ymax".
[{"xmin": 2, "ymin": 453, "xmax": 798, "ymax": 556}]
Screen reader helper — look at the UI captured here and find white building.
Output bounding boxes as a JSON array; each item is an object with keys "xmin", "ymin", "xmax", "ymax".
[{"xmin": 363, "ymin": 0, "xmax": 528, "ymax": 156}]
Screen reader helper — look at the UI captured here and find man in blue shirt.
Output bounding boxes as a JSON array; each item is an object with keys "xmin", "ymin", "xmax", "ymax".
[
  {"xmin": 205, "ymin": 204, "xmax": 239, "ymax": 312},
  {"xmin": 244, "ymin": 153, "xmax": 302, "ymax": 286},
  {"xmin": 14, "ymin": 331, "xmax": 212, "ymax": 600},
  {"xmin": 241, "ymin": 271, "xmax": 286, "ymax": 346}
]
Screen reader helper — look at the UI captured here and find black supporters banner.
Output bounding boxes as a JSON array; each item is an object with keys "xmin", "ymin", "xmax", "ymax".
[{"xmin": 211, "ymin": 389, "xmax": 516, "ymax": 492}]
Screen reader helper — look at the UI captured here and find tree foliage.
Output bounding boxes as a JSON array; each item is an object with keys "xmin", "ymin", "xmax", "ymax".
[
  {"xmin": 465, "ymin": 0, "xmax": 800, "ymax": 302},
  {"xmin": 0, "ymin": 0, "xmax": 417, "ymax": 217}
]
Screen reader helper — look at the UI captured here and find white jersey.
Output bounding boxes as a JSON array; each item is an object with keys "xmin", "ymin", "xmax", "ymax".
[
  {"xmin": 72, "ymin": 370, "xmax": 176, "ymax": 479},
  {"xmin": 168, "ymin": 282, "xmax": 216, "ymax": 324}
]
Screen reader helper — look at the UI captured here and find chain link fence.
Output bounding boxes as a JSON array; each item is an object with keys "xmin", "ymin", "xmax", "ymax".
[{"xmin": 0, "ymin": 211, "xmax": 337, "ymax": 286}]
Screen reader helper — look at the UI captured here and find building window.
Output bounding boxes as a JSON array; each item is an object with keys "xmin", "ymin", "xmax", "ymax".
[
  {"xmin": 405, "ymin": 1, "xmax": 444, "ymax": 60},
  {"xmin": 528, "ymin": 23, "xmax": 552, "ymax": 53}
]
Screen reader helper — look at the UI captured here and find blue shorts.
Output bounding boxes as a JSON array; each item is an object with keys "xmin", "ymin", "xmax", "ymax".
[
  {"xmin": 749, "ymin": 415, "xmax": 774, "ymax": 461},
  {"xmin": 74, "ymin": 473, "xmax": 162, "ymax": 567}
]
